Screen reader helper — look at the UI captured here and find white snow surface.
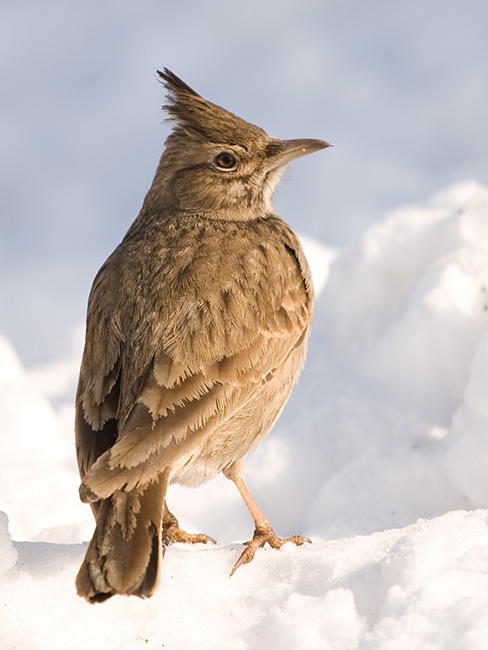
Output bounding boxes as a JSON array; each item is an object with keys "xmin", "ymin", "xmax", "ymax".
[{"xmin": 2, "ymin": 181, "xmax": 488, "ymax": 648}]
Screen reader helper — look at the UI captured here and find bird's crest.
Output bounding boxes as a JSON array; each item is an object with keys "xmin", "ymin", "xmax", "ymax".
[{"xmin": 157, "ymin": 68, "xmax": 267, "ymax": 146}]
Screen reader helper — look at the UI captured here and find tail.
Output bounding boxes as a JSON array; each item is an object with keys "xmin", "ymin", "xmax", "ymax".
[{"xmin": 76, "ymin": 477, "xmax": 166, "ymax": 603}]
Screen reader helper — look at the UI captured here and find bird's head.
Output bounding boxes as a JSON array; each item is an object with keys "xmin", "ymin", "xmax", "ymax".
[{"xmin": 145, "ymin": 69, "xmax": 330, "ymax": 219}]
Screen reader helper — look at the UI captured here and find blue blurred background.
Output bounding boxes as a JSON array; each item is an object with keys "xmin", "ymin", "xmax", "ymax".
[{"xmin": 1, "ymin": 0, "xmax": 487, "ymax": 364}]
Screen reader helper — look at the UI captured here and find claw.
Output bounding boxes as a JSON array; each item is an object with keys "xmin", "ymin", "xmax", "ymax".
[
  {"xmin": 229, "ymin": 523, "xmax": 312, "ymax": 577},
  {"xmin": 229, "ymin": 545, "xmax": 255, "ymax": 577},
  {"xmin": 172, "ymin": 530, "xmax": 217, "ymax": 545}
]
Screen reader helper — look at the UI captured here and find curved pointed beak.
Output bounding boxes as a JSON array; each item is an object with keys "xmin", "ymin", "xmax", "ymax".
[{"xmin": 266, "ymin": 138, "xmax": 331, "ymax": 171}]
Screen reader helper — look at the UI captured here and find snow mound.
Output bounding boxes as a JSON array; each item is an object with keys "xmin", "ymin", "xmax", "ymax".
[
  {"xmin": 321, "ymin": 180, "xmax": 488, "ymax": 421},
  {"xmin": 0, "ymin": 333, "xmax": 90, "ymax": 542},
  {"xmin": 0, "ymin": 511, "xmax": 17, "ymax": 576},
  {"xmin": 446, "ymin": 325, "xmax": 488, "ymax": 507}
]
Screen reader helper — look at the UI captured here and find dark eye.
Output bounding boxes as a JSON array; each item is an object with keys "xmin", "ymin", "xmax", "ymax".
[{"xmin": 214, "ymin": 152, "xmax": 237, "ymax": 169}]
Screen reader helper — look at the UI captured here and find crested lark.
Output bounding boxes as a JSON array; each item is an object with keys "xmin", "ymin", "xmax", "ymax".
[{"xmin": 75, "ymin": 69, "xmax": 329, "ymax": 602}]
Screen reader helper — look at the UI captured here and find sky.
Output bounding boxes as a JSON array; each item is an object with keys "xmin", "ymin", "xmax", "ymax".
[{"xmin": 1, "ymin": 0, "xmax": 488, "ymax": 365}]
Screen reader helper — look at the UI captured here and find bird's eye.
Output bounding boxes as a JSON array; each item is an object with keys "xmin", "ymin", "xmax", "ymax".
[{"xmin": 214, "ymin": 152, "xmax": 237, "ymax": 169}]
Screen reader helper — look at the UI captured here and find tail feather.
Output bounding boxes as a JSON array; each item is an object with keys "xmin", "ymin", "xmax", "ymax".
[{"xmin": 76, "ymin": 476, "xmax": 167, "ymax": 603}]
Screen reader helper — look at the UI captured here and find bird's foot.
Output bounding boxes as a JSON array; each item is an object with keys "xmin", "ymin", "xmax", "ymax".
[
  {"xmin": 162, "ymin": 509, "xmax": 216, "ymax": 554},
  {"xmin": 230, "ymin": 522, "xmax": 311, "ymax": 576},
  {"xmin": 170, "ymin": 528, "xmax": 217, "ymax": 546}
]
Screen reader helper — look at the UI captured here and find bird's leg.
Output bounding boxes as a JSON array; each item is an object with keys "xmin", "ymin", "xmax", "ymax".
[
  {"xmin": 161, "ymin": 502, "xmax": 216, "ymax": 555},
  {"xmin": 229, "ymin": 477, "xmax": 311, "ymax": 576}
]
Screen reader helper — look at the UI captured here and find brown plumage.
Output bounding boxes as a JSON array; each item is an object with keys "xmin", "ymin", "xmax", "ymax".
[{"xmin": 75, "ymin": 69, "xmax": 330, "ymax": 602}]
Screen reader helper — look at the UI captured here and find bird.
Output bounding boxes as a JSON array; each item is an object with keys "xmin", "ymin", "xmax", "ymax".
[{"xmin": 75, "ymin": 68, "xmax": 330, "ymax": 603}]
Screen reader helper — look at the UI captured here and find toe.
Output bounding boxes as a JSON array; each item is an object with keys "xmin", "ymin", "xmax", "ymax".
[
  {"xmin": 285, "ymin": 535, "xmax": 312, "ymax": 546},
  {"xmin": 229, "ymin": 546, "xmax": 255, "ymax": 577},
  {"xmin": 173, "ymin": 530, "xmax": 217, "ymax": 545},
  {"xmin": 229, "ymin": 527, "xmax": 312, "ymax": 575}
]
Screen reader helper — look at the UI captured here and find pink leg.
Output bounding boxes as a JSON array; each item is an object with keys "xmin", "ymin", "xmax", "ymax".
[{"xmin": 230, "ymin": 477, "xmax": 311, "ymax": 576}]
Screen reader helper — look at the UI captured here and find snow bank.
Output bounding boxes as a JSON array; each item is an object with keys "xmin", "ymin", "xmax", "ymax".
[
  {"xmin": 1, "ymin": 181, "xmax": 488, "ymax": 647},
  {"xmin": 2, "ymin": 510, "xmax": 488, "ymax": 649},
  {"xmin": 446, "ymin": 326, "xmax": 488, "ymax": 508},
  {"xmin": 0, "ymin": 511, "xmax": 17, "ymax": 577},
  {"xmin": 320, "ymin": 181, "xmax": 488, "ymax": 422},
  {"xmin": 293, "ymin": 181, "xmax": 488, "ymax": 541},
  {"xmin": 0, "ymin": 333, "xmax": 89, "ymax": 543}
]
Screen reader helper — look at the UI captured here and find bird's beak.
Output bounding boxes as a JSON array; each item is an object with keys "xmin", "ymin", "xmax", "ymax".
[{"xmin": 266, "ymin": 138, "xmax": 331, "ymax": 171}]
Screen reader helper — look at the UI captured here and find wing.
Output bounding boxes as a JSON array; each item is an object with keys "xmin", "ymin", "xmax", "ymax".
[{"xmin": 76, "ymin": 218, "xmax": 313, "ymax": 502}]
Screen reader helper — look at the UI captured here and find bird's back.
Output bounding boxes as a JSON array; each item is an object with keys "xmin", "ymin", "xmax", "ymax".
[{"xmin": 76, "ymin": 209, "xmax": 313, "ymax": 494}]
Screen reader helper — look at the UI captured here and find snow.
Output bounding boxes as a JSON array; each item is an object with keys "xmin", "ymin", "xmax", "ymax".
[
  {"xmin": 2, "ymin": 181, "xmax": 488, "ymax": 648},
  {"xmin": 3, "ymin": 512, "xmax": 488, "ymax": 649}
]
